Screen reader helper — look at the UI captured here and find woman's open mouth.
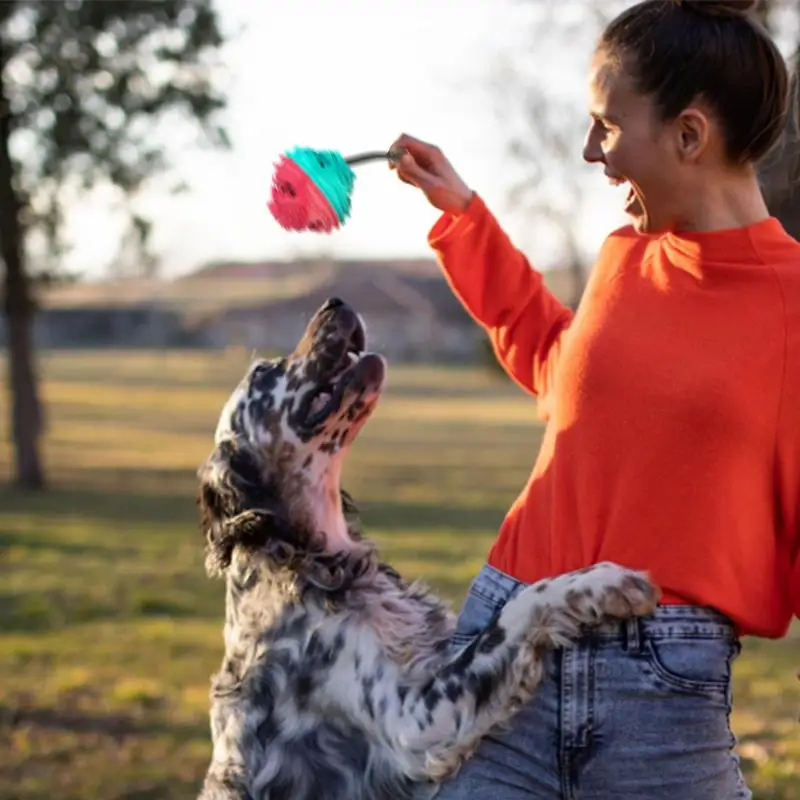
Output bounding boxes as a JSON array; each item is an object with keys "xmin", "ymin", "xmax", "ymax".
[
  {"xmin": 624, "ymin": 185, "xmax": 638, "ymax": 213},
  {"xmin": 608, "ymin": 175, "xmax": 642, "ymax": 216}
]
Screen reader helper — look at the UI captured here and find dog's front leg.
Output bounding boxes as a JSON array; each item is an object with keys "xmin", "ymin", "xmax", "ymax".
[
  {"xmin": 376, "ymin": 562, "xmax": 659, "ymax": 784},
  {"xmin": 198, "ymin": 773, "xmax": 255, "ymax": 800},
  {"xmin": 199, "ymin": 663, "xmax": 279, "ymax": 800},
  {"xmin": 199, "ymin": 700, "xmax": 262, "ymax": 800}
]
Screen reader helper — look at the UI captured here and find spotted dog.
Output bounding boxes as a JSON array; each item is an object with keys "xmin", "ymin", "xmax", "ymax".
[{"xmin": 196, "ymin": 297, "xmax": 660, "ymax": 800}]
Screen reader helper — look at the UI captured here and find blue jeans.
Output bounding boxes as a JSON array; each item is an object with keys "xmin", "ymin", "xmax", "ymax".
[{"xmin": 436, "ymin": 564, "xmax": 751, "ymax": 799}]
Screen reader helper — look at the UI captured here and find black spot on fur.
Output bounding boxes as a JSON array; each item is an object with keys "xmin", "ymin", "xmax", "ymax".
[
  {"xmin": 255, "ymin": 715, "xmax": 278, "ymax": 747},
  {"xmin": 469, "ymin": 669, "xmax": 502, "ymax": 712},
  {"xmin": 442, "ymin": 640, "xmax": 479, "ymax": 679},
  {"xmin": 306, "ymin": 630, "xmax": 325, "ymax": 661},
  {"xmin": 444, "ymin": 679, "xmax": 464, "ymax": 703},
  {"xmin": 423, "ymin": 685, "xmax": 441, "ymax": 712},
  {"xmin": 477, "ymin": 624, "xmax": 506, "ymax": 654},
  {"xmin": 295, "ymin": 662, "xmax": 318, "ymax": 708},
  {"xmin": 331, "ymin": 630, "xmax": 346, "ymax": 656},
  {"xmin": 362, "ymin": 691, "xmax": 375, "ymax": 719}
]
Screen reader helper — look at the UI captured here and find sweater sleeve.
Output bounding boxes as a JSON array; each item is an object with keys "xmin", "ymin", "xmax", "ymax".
[{"xmin": 428, "ymin": 194, "xmax": 574, "ymax": 397}]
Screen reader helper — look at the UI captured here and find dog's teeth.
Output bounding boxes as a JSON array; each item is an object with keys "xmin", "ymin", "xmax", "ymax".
[{"xmin": 347, "ymin": 352, "xmax": 359, "ymax": 365}]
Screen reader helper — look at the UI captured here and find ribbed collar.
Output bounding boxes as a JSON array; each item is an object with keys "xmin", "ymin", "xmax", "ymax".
[{"xmin": 661, "ymin": 217, "xmax": 786, "ymax": 266}]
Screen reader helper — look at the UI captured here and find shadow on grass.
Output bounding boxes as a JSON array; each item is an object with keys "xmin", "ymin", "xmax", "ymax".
[
  {"xmin": 0, "ymin": 589, "xmax": 206, "ymax": 634},
  {"xmin": 359, "ymin": 499, "xmax": 503, "ymax": 533},
  {"xmin": 0, "ymin": 482, "xmax": 498, "ymax": 631},
  {"xmin": 0, "ymin": 703, "xmax": 205, "ymax": 743},
  {"xmin": 0, "ymin": 590, "xmax": 128, "ymax": 634},
  {"xmin": 0, "ymin": 483, "xmax": 505, "ymax": 535},
  {"xmin": 0, "ymin": 527, "xmax": 121, "ymax": 558},
  {"xmin": 0, "ymin": 482, "xmax": 196, "ymax": 525}
]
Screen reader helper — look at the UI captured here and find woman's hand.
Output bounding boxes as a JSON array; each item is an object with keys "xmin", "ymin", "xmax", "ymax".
[{"xmin": 389, "ymin": 133, "xmax": 475, "ymax": 215}]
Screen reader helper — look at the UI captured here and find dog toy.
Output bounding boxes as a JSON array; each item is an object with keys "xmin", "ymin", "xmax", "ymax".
[{"xmin": 267, "ymin": 147, "xmax": 404, "ymax": 233}]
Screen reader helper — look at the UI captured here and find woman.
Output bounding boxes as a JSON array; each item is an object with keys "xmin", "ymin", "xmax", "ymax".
[{"xmin": 391, "ymin": 1, "xmax": 800, "ymax": 798}]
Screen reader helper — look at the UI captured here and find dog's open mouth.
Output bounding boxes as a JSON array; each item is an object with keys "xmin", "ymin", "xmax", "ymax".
[
  {"xmin": 303, "ymin": 346, "xmax": 361, "ymax": 427},
  {"xmin": 300, "ymin": 328, "xmax": 385, "ymax": 429}
]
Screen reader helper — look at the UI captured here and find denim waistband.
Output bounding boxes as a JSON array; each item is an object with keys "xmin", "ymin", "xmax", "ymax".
[{"xmin": 471, "ymin": 564, "xmax": 737, "ymax": 642}]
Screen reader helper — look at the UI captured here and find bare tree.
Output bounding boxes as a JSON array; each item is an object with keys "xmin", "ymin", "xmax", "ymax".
[
  {"xmin": 495, "ymin": 76, "xmax": 591, "ymax": 309},
  {"xmin": 1, "ymin": 0, "xmax": 229, "ymax": 490},
  {"xmin": 491, "ymin": 1, "xmax": 626, "ymax": 309}
]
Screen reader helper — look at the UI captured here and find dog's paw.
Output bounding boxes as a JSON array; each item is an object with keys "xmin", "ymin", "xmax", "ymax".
[
  {"xmin": 494, "ymin": 563, "xmax": 660, "ymax": 647},
  {"xmin": 564, "ymin": 562, "xmax": 660, "ymax": 622}
]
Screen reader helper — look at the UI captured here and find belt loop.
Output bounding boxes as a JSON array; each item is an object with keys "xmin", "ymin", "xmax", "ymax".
[{"xmin": 624, "ymin": 617, "xmax": 643, "ymax": 653}]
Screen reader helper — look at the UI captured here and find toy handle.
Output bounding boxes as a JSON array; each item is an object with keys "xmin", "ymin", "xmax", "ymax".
[{"xmin": 345, "ymin": 148, "xmax": 405, "ymax": 166}]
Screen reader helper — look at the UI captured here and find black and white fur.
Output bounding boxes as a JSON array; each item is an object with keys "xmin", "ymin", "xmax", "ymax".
[{"xmin": 197, "ymin": 297, "xmax": 660, "ymax": 800}]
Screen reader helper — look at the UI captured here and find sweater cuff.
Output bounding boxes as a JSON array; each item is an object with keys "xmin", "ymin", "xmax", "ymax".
[{"xmin": 427, "ymin": 192, "xmax": 486, "ymax": 247}]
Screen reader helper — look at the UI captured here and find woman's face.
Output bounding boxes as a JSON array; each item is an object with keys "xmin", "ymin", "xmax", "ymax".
[{"xmin": 583, "ymin": 52, "xmax": 691, "ymax": 234}]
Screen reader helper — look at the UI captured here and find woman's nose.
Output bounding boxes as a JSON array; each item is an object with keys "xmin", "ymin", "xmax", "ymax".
[{"xmin": 582, "ymin": 124, "xmax": 604, "ymax": 165}]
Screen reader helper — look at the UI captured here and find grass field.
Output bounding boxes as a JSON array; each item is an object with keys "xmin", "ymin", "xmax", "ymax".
[{"xmin": 1, "ymin": 350, "xmax": 798, "ymax": 799}]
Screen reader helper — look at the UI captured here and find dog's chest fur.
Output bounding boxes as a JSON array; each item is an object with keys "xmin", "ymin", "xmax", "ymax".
[{"xmin": 207, "ymin": 554, "xmax": 451, "ymax": 800}]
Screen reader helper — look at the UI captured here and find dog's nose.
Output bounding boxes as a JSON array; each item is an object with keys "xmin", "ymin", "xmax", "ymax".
[{"xmin": 323, "ymin": 297, "xmax": 345, "ymax": 311}]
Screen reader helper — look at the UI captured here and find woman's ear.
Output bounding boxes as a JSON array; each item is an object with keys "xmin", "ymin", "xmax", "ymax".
[{"xmin": 675, "ymin": 106, "xmax": 711, "ymax": 163}]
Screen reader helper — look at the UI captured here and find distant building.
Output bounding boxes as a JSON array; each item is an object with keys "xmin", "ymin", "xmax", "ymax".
[{"xmin": 25, "ymin": 257, "xmax": 579, "ymax": 361}]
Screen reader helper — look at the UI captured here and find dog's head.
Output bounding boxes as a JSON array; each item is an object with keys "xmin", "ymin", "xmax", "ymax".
[{"xmin": 198, "ymin": 297, "xmax": 385, "ymax": 581}]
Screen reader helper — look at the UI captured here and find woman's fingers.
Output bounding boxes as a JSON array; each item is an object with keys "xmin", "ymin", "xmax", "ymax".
[
  {"xmin": 388, "ymin": 133, "xmax": 473, "ymax": 213},
  {"xmin": 395, "ymin": 152, "xmax": 439, "ymax": 190},
  {"xmin": 391, "ymin": 133, "xmax": 442, "ymax": 171}
]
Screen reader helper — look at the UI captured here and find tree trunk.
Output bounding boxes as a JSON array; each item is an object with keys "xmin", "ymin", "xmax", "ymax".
[
  {"xmin": 3, "ymin": 299, "xmax": 44, "ymax": 490},
  {"xmin": 0, "ymin": 49, "xmax": 45, "ymax": 490}
]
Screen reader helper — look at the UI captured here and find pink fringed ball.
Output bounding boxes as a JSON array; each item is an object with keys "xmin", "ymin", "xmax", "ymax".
[{"xmin": 267, "ymin": 155, "xmax": 342, "ymax": 233}]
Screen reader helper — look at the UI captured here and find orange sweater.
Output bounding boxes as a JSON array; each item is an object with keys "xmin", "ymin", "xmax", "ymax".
[{"xmin": 429, "ymin": 194, "xmax": 800, "ymax": 638}]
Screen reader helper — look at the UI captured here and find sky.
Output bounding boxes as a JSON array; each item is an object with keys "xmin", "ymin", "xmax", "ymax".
[{"xmin": 54, "ymin": 0, "xmax": 648, "ymax": 279}]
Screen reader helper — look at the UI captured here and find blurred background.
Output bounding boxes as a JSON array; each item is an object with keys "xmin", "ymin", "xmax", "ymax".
[{"xmin": 0, "ymin": 1, "xmax": 798, "ymax": 797}]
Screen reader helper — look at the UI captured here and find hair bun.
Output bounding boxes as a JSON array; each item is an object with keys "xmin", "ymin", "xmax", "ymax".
[{"xmin": 675, "ymin": 0, "xmax": 759, "ymax": 17}]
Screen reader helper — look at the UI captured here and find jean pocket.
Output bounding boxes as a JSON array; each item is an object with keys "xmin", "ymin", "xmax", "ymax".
[
  {"xmin": 643, "ymin": 636, "xmax": 738, "ymax": 696},
  {"xmin": 449, "ymin": 586, "xmax": 504, "ymax": 650}
]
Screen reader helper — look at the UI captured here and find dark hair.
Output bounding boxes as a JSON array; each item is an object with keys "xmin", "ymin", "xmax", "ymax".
[{"xmin": 598, "ymin": 0, "xmax": 788, "ymax": 164}]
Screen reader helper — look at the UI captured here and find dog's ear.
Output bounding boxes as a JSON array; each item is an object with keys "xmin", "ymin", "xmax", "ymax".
[{"xmin": 197, "ymin": 438, "xmax": 284, "ymax": 577}]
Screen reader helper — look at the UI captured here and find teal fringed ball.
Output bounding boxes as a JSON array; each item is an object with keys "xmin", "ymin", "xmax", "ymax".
[{"xmin": 284, "ymin": 147, "xmax": 356, "ymax": 225}]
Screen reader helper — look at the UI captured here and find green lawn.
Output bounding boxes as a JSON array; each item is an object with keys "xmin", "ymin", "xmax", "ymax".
[{"xmin": 0, "ymin": 351, "xmax": 797, "ymax": 799}]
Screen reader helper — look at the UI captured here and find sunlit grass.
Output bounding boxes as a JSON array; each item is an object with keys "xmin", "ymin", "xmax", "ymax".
[{"xmin": 0, "ymin": 351, "xmax": 797, "ymax": 799}]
